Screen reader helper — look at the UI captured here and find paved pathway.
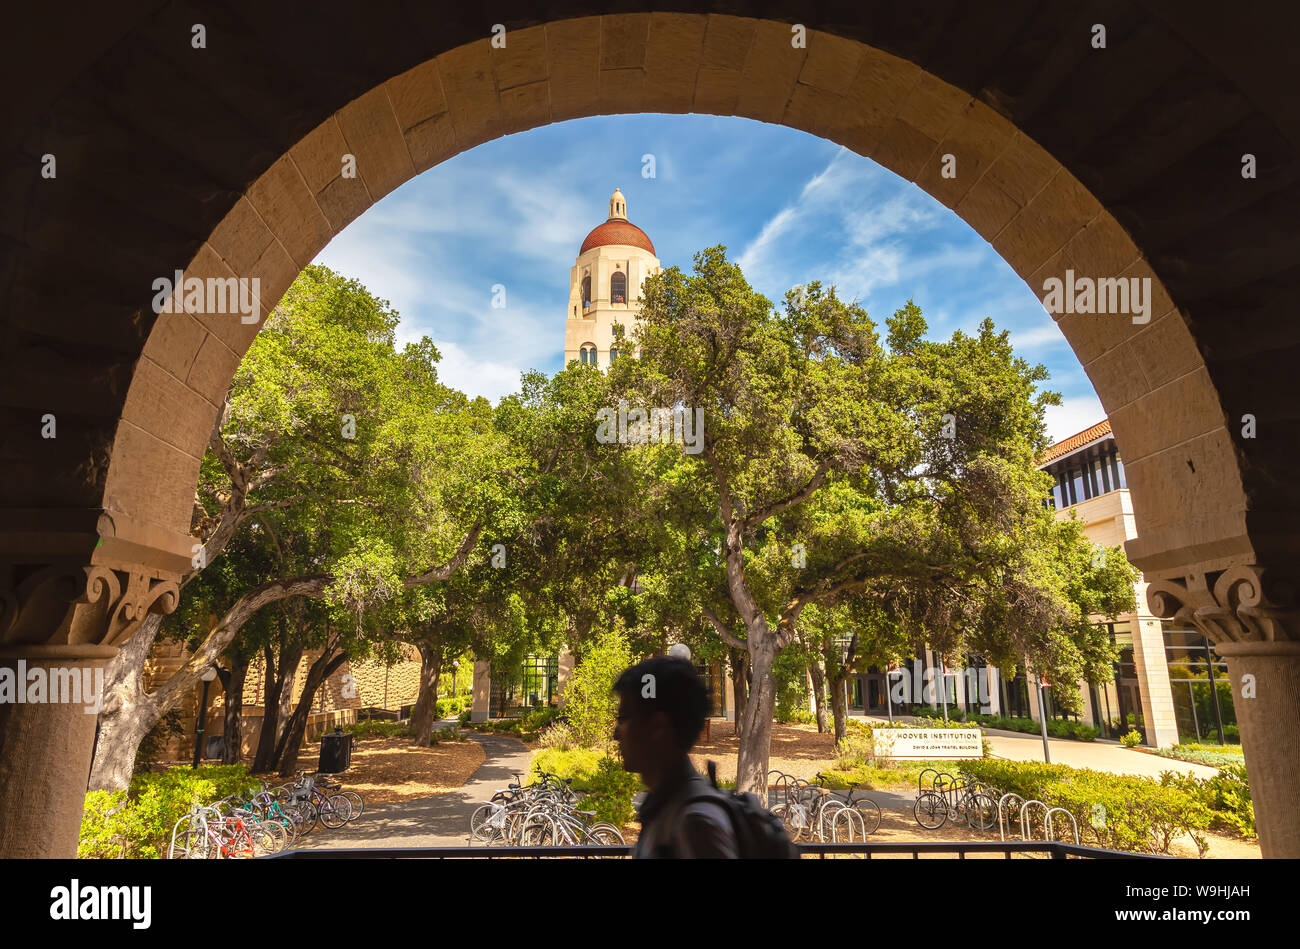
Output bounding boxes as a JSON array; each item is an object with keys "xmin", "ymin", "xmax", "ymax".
[{"xmin": 293, "ymin": 727, "xmax": 532, "ymax": 850}]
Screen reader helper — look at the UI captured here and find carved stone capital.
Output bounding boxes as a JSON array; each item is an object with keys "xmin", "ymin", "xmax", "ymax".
[
  {"xmin": 0, "ymin": 561, "xmax": 179, "ymax": 658},
  {"xmin": 1147, "ymin": 564, "xmax": 1299, "ymax": 649}
]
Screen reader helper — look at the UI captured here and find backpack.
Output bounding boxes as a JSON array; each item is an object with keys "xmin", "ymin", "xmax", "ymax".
[{"xmin": 677, "ymin": 761, "xmax": 798, "ymax": 859}]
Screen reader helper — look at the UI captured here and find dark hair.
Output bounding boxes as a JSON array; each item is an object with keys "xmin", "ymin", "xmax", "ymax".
[{"xmin": 612, "ymin": 656, "xmax": 709, "ymax": 751}]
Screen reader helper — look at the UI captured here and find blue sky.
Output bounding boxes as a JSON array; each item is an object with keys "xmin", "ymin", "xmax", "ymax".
[{"xmin": 312, "ymin": 113, "xmax": 1103, "ymax": 443}]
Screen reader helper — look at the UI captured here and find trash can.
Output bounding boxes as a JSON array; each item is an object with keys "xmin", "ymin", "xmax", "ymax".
[{"xmin": 318, "ymin": 728, "xmax": 354, "ymax": 773}]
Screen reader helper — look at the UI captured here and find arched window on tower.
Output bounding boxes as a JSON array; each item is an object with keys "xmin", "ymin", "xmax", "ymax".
[
  {"xmin": 579, "ymin": 344, "xmax": 596, "ymax": 366},
  {"xmin": 610, "ymin": 271, "xmax": 626, "ymax": 305},
  {"xmin": 609, "ymin": 345, "xmax": 620, "ymax": 364},
  {"xmin": 581, "ymin": 276, "xmax": 591, "ymax": 309}
]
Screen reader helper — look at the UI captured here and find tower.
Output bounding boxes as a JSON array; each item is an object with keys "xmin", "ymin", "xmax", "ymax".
[{"xmin": 564, "ymin": 188, "xmax": 661, "ymax": 369}]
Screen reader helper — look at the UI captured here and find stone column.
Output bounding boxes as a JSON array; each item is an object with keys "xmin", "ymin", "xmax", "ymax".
[
  {"xmin": 1148, "ymin": 565, "xmax": 1300, "ymax": 857},
  {"xmin": 1130, "ymin": 607, "xmax": 1181, "ymax": 747},
  {"xmin": 0, "ymin": 562, "xmax": 179, "ymax": 858}
]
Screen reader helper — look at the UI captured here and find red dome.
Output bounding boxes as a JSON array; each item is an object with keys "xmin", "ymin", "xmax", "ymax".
[{"xmin": 580, "ymin": 219, "xmax": 656, "ymax": 255}]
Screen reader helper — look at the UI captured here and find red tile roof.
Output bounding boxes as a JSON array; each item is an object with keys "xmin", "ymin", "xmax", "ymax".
[
  {"xmin": 580, "ymin": 219, "xmax": 656, "ymax": 255},
  {"xmin": 1039, "ymin": 418, "xmax": 1112, "ymax": 466}
]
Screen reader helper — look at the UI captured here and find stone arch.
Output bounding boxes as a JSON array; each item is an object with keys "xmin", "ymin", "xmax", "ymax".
[{"xmin": 4, "ymin": 5, "xmax": 1299, "ymax": 857}]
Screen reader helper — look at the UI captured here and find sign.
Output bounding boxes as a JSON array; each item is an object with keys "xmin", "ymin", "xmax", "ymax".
[{"xmin": 873, "ymin": 728, "xmax": 982, "ymax": 759}]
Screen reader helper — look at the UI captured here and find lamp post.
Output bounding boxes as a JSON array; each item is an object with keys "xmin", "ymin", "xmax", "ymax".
[
  {"xmin": 667, "ymin": 643, "xmax": 691, "ymax": 661},
  {"xmin": 452, "ymin": 659, "xmax": 460, "ymax": 699},
  {"xmin": 1036, "ymin": 674, "xmax": 1052, "ymax": 763},
  {"xmin": 886, "ymin": 667, "xmax": 905, "ymax": 723},
  {"xmin": 192, "ymin": 666, "xmax": 219, "ymax": 769}
]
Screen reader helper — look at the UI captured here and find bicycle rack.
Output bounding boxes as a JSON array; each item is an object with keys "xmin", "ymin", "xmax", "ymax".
[
  {"xmin": 1044, "ymin": 807, "xmax": 1080, "ymax": 845},
  {"xmin": 1019, "ymin": 799, "xmax": 1050, "ymax": 841},
  {"xmin": 997, "ymin": 793, "xmax": 1025, "ymax": 842}
]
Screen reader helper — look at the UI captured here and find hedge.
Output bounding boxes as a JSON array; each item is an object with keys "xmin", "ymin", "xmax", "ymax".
[
  {"xmin": 956, "ymin": 758, "xmax": 1214, "ymax": 855},
  {"xmin": 79, "ymin": 765, "xmax": 261, "ymax": 859}
]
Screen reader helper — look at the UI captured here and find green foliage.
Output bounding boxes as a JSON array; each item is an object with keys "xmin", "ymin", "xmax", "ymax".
[
  {"xmin": 912, "ymin": 705, "xmax": 1099, "ymax": 741},
  {"xmin": 458, "ymin": 708, "xmax": 472, "ymax": 727},
  {"xmin": 428, "ymin": 726, "xmax": 467, "ymax": 745},
  {"xmin": 1152, "ymin": 744, "xmax": 1245, "ymax": 768},
  {"xmin": 531, "ymin": 748, "xmax": 642, "ymax": 828},
  {"xmin": 957, "ymin": 758, "xmax": 1214, "ymax": 856},
  {"xmin": 538, "ymin": 721, "xmax": 578, "ymax": 751},
  {"xmin": 584, "ymin": 755, "xmax": 642, "ymax": 827},
  {"xmin": 1161, "ymin": 764, "xmax": 1254, "ymax": 838},
  {"xmin": 772, "ymin": 648, "xmax": 811, "ymax": 724},
  {"xmin": 1121, "ymin": 728, "xmax": 1143, "ymax": 747},
  {"xmin": 564, "ymin": 625, "xmax": 635, "ymax": 749},
  {"xmin": 79, "ymin": 765, "xmax": 261, "ymax": 859},
  {"xmin": 343, "ymin": 719, "xmax": 412, "ymax": 739}
]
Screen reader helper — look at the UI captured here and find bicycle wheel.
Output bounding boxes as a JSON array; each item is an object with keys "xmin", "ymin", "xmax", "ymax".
[
  {"xmin": 290, "ymin": 802, "xmax": 318, "ymax": 835},
  {"xmin": 588, "ymin": 822, "xmax": 626, "ymax": 845},
  {"xmin": 250, "ymin": 822, "xmax": 282, "ymax": 856},
  {"xmin": 520, "ymin": 811, "xmax": 555, "ymax": 846},
  {"xmin": 773, "ymin": 802, "xmax": 811, "ymax": 841},
  {"xmin": 470, "ymin": 803, "xmax": 500, "ymax": 841},
  {"xmin": 852, "ymin": 799, "xmax": 882, "ymax": 835},
  {"xmin": 965, "ymin": 792, "xmax": 998, "ymax": 831},
  {"xmin": 317, "ymin": 795, "xmax": 349, "ymax": 829},
  {"xmin": 338, "ymin": 790, "xmax": 364, "ymax": 821},
  {"xmin": 827, "ymin": 805, "xmax": 866, "ymax": 842},
  {"xmin": 914, "ymin": 791, "xmax": 948, "ymax": 830}
]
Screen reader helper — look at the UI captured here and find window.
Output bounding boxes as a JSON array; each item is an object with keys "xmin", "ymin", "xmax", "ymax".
[
  {"xmin": 579, "ymin": 344, "xmax": 596, "ymax": 365},
  {"xmin": 581, "ymin": 275, "xmax": 591, "ymax": 308},
  {"xmin": 609, "ymin": 345, "xmax": 620, "ymax": 363},
  {"xmin": 610, "ymin": 271, "xmax": 626, "ymax": 304}
]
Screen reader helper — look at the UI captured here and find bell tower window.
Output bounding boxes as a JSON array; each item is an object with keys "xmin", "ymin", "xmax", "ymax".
[{"xmin": 610, "ymin": 271, "xmax": 626, "ymax": 305}]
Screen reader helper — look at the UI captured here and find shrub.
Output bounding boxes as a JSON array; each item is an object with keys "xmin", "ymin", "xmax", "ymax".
[
  {"xmin": 583, "ymin": 755, "xmax": 641, "ymax": 827},
  {"xmin": 564, "ymin": 627, "xmax": 635, "ymax": 749},
  {"xmin": 343, "ymin": 719, "xmax": 411, "ymax": 739},
  {"xmin": 1121, "ymin": 729, "xmax": 1143, "ymax": 748},
  {"xmin": 531, "ymin": 747, "xmax": 641, "ymax": 828},
  {"xmin": 428, "ymin": 726, "xmax": 467, "ymax": 745},
  {"xmin": 777, "ymin": 707, "xmax": 817, "ymax": 726},
  {"xmin": 538, "ymin": 721, "xmax": 578, "ymax": 751},
  {"xmin": 1161, "ymin": 764, "xmax": 1254, "ymax": 838},
  {"xmin": 1152, "ymin": 744, "xmax": 1244, "ymax": 768},
  {"xmin": 79, "ymin": 764, "xmax": 261, "ymax": 859},
  {"xmin": 458, "ymin": 709, "xmax": 472, "ymax": 727},
  {"xmin": 957, "ymin": 758, "xmax": 1214, "ymax": 856},
  {"xmin": 531, "ymin": 747, "xmax": 607, "ymax": 788}
]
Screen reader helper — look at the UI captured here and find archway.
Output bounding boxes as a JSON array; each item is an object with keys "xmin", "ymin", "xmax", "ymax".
[{"xmin": 3, "ymin": 5, "xmax": 1298, "ymax": 857}]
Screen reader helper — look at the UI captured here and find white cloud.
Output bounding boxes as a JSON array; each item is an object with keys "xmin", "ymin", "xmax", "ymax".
[{"xmin": 1044, "ymin": 395, "xmax": 1107, "ymax": 444}]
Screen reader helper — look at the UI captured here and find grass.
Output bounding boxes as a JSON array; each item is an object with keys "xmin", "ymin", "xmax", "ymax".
[{"xmin": 1151, "ymin": 743, "xmax": 1245, "ymax": 768}]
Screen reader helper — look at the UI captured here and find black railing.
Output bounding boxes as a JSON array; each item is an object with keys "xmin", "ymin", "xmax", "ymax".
[{"xmin": 269, "ymin": 840, "xmax": 1160, "ymax": 859}]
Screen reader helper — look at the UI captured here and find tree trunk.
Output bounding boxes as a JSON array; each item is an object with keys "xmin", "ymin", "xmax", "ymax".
[
  {"xmin": 735, "ymin": 640, "xmax": 777, "ymax": 795},
  {"xmin": 729, "ymin": 648, "xmax": 749, "ymax": 740},
  {"xmin": 87, "ymin": 613, "xmax": 166, "ymax": 791},
  {"xmin": 829, "ymin": 669, "xmax": 849, "ymax": 744},
  {"xmin": 252, "ymin": 642, "xmax": 302, "ymax": 773},
  {"xmin": 220, "ymin": 647, "xmax": 250, "ymax": 764},
  {"xmin": 808, "ymin": 658, "xmax": 829, "ymax": 733},
  {"xmin": 409, "ymin": 638, "xmax": 443, "ymax": 745},
  {"xmin": 275, "ymin": 648, "xmax": 349, "ymax": 777}
]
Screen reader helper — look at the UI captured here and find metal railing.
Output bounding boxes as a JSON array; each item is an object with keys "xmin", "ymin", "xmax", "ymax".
[{"xmin": 269, "ymin": 840, "xmax": 1161, "ymax": 859}]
